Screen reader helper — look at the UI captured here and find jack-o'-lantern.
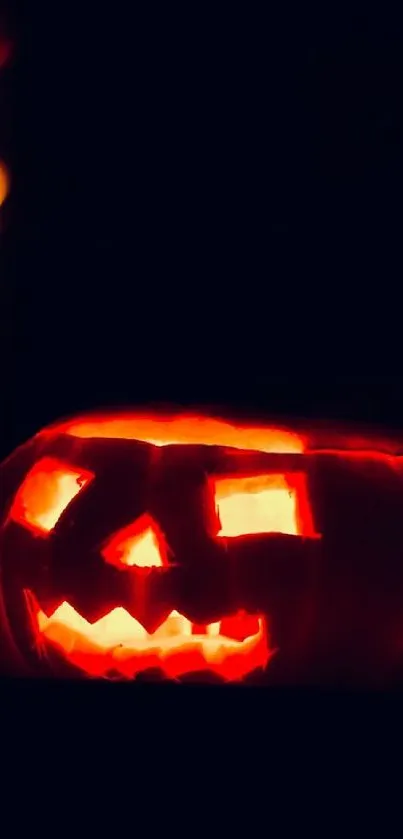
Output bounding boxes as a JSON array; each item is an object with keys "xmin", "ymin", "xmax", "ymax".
[{"xmin": 1, "ymin": 409, "xmax": 403, "ymax": 687}]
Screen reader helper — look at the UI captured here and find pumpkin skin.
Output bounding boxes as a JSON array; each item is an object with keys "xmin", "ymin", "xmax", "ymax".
[{"xmin": 1, "ymin": 409, "xmax": 403, "ymax": 687}]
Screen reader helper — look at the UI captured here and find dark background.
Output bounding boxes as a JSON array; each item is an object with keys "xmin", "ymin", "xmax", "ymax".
[
  {"xmin": 1, "ymin": 7, "xmax": 402, "ymax": 461},
  {"xmin": 1, "ymin": 5, "xmax": 403, "ymax": 801}
]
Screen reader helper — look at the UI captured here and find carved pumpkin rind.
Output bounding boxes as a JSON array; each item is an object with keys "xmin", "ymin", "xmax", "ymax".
[{"xmin": 1, "ymin": 409, "xmax": 403, "ymax": 687}]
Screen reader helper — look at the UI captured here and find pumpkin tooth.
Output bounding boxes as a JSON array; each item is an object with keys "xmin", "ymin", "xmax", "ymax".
[
  {"xmin": 206, "ymin": 621, "xmax": 220, "ymax": 637},
  {"xmin": 91, "ymin": 608, "xmax": 147, "ymax": 646},
  {"xmin": 152, "ymin": 610, "xmax": 192, "ymax": 638},
  {"xmin": 43, "ymin": 601, "xmax": 91, "ymax": 633}
]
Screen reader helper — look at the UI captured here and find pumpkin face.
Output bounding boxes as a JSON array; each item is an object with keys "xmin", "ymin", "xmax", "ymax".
[{"xmin": 1, "ymin": 410, "xmax": 403, "ymax": 687}]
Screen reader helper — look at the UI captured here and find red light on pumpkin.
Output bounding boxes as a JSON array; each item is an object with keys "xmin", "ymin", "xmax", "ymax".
[{"xmin": 0, "ymin": 39, "xmax": 12, "ymax": 69}]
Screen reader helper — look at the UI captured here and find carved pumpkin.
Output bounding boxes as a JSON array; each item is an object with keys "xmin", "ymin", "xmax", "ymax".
[{"xmin": 1, "ymin": 409, "xmax": 403, "ymax": 687}]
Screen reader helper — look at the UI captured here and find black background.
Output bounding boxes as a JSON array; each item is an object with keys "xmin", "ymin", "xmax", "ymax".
[
  {"xmin": 1, "ymin": 7, "xmax": 402, "ymax": 457},
  {"xmin": 1, "ymin": 5, "xmax": 403, "ymax": 804}
]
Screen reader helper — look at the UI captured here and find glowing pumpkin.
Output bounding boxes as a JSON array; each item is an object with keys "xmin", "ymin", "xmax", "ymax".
[
  {"xmin": 1, "ymin": 409, "xmax": 403, "ymax": 686},
  {"xmin": 0, "ymin": 160, "xmax": 10, "ymax": 207}
]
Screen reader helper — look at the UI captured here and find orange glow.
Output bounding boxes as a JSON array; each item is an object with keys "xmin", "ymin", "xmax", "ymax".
[
  {"xmin": 102, "ymin": 514, "xmax": 167, "ymax": 569},
  {"xmin": 0, "ymin": 161, "xmax": 9, "ymax": 206},
  {"xmin": 9, "ymin": 458, "xmax": 94, "ymax": 535},
  {"xmin": 54, "ymin": 413, "xmax": 305, "ymax": 454},
  {"xmin": 215, "ymin": 472, "xmax": 315, "ymax": 537},
  {"xmin": 215, "ymin": 474, "xmax": 298, "ymax": 536},
  {"xmin": 34, "ymin": 598, "xmax": 270, "ymax": 680}
]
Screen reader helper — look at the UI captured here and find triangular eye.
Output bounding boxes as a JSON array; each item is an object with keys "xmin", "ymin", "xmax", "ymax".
[
  {"xmin": 102, "ymin": 513, "xmax": 168, "ymax": 569},
  {"xmin": 9, "ymin": 457, "xmax": 94, "ymax": 535}
]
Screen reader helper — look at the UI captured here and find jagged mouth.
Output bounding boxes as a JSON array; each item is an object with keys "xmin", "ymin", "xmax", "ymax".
[{"xmin": 26, "ymin": 591, "xmax": 271, "ymax": 681}]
